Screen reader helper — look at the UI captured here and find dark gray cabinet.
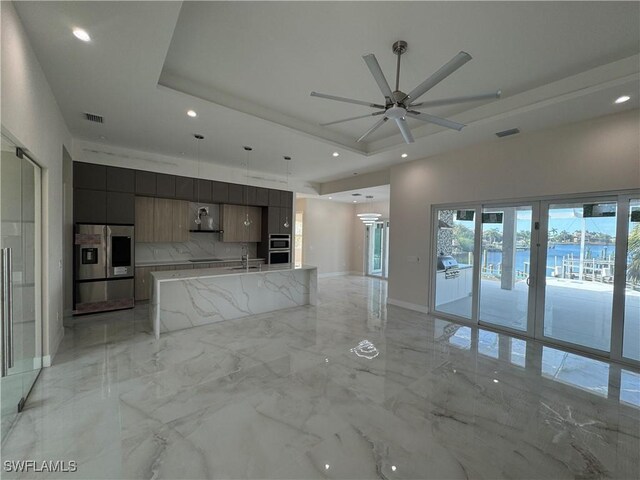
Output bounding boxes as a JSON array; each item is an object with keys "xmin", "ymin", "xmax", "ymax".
[
  {"xmin": 267, "ymin": 206, "xmax": 280, "ymax": 234},
  {"xmin": 106, "ymin": 192, "xmax": 135, "ymax": 224},
  {"xmin": 256, "ymin": 187, "xmax": 269, "ymax": 206},
  {"xmin": 135, "ymin": 171, "xmax": 156, "ymax": 196},
  {"xmin": 106, "ymin": 166, "xmax": 134, "ymax": 193},
  {"xmin": 212, "ymin": 181, "xmax": 228, "ymax": 204},
  {"xmin": 74, "ymin": 162, "xmax": 106, "ymax": 191},
  {"xmin": 74, "ymin": 189, "xmax": 106, "ymax": 224},
  {"xmin": 194, "ymin": 179, "xmax": 212, "ymax": 203},
  {"xmin": 156, "ymin": 174, "xmax": 176, "ymax": 198},
  {"xmin": 269, "ymin": 189, "xmax": 280, "ymax": 206},
  {"xmin": 246, "ymin": 186, "xmax": 257, "ymax": 206},
  {"xmin": 279, "ymin": 207, "xmax": 292, "ymax": 235},
  {"xmin": 228, "ymin": 183, "xmax": 244, "ymax": 205},
  {"xmin": 175, "ymin": 176, "xmax": 194, "ymax": 201},
  {"xmin": 280, "ymin": 190, "xmax": 293, "ymax": 209}
]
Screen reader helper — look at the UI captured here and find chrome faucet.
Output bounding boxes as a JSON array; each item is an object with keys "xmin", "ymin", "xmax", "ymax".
[{"xmin": 241, "ymin": 244, "xmax": 249, "ymax": 269}]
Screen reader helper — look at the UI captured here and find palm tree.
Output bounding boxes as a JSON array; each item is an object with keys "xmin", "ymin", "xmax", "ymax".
[{"xmin": 628, "ymin": 224, "xmax": 640, "ymax": 282}]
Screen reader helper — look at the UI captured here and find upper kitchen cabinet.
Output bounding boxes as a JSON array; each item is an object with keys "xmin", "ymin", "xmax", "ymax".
[
  {"xmin": 267, "ymin": 206, "xmax": 280, "ymax": 234},
  {"xmin": 106, "ymin": 192, "xmax": 135, "ymax": 224},
  {"xmin": 268, "ymin": 189, "xmax": 281, "ymax": 206},
  {"xmin": 280, "ymin": 190, "xmax": 293, "ymax": 209},
  {"xmin": 246, "ymin": 186, "xmax": 257, "ymax": 206},
  {"xmin": 194, "ymin": 179, "xmax": 212, "ymax": 203},
  {"xmin": 135, "ymin": 170, "xmax": 156, "ymax": 196},
  {"xmin": 171, "ymin": 200, "xmax": 190, "ymax": 242},
  {"xmin": 255, "ymin": 187, "xmax": 269, "ymax": 206},
  {"xmin": 156, "ymin": 174, "xmax": 176, "ymax": 198},
  {"xmin": 135, "ymin": 196, "xmax": 154, "ymax": 242},
  {"xmin": 106, "ymin": 166, "xmax": 134, "ymax": 193},
  {"xmin": 228, "ymin": 183, "xmax": 244, "ymax": 205},
  {"xmin": 221, "ymin": 204, "xmax": 262, "ymax": 242},
  {"xmin": 74, "ymin": 162, "xmax": 106, "ymax": 191},
  {"xmin": 74, "ymin": 188, "xmax": 106, "ymax": 224},
  {"xmin": 175, "ymin": 176, "xmax": 195, "ymax": 201},
  {"xmin": 212, "ymin": 181, "xmax": 229, "ymax": 204}
]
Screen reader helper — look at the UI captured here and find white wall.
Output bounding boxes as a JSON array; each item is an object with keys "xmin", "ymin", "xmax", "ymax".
[
  {"xmin": 1, "ymin": 2, "xmax": 73, "ymax": 361},
  {"xmin": 388, "ymin": 109, "xmax": 640, "ymax": 311},
  {"xmin": 296, "ymin": 198, "xmax": 355, "ymax": 276}
]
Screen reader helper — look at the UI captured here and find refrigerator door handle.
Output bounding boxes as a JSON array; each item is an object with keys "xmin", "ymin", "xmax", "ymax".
[{"xmin": 1, "ymin": 247, "xmax": 14, "ymax": 376}]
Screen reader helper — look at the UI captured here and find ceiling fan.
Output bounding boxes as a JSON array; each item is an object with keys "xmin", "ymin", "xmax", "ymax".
[{"xmin": 311, "ymin": 40, "xmax": 501, "ymax": 144}]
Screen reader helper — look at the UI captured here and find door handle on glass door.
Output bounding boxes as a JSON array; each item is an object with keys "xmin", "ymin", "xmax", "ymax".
[
  {"xmin": 1, "ymin": 248, "xmax": 14, "ymax": 376},
  {"xmin": 526, "ymin": 276, "xmax": 531, "ymax": 287}
]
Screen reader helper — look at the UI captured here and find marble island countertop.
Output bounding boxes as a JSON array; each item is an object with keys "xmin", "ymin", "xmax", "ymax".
[
  {"xmin": 136, "ymin": 258, "xmax": 265, "ymax": 267},
  {"xmin": 151, "ymin": 264, "xmax": 316, "ymax": 282},
  {"xmin": 150, "ymin": 264, "xmax": 317, "ymax": 338}
]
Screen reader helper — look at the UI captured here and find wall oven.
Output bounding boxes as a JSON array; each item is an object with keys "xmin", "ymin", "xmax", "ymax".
[
  {"xmin": 269, "ymin": 234, "xmax": 290, "ymax": 250},
  {"xmin": 268, "ymin": 250, "xmax": 291, "ymax": 264},
  {"xmin": 74, "ymin": 224, "xmax": 134, "ymax": 314}
]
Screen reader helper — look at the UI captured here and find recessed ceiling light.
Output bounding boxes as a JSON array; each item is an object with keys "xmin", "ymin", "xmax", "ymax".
[
  {"xmin": 187, "ymin": 110, "xmax": 197, "ymax": 117},
  {"xmin": 615, "ymin": 95, "xmax": 631, "ymax": 104},
  {"xmin": 353, "ymin": 200, "xmax": 357, "ymax": 203},
  {"xmin": 328, "ymin": 196, "xmax": 332, "ymax": 199},
  {"xmin": 332, "ymin": 152, "xmax": 339, "ymax": 157},
  {"xmin": 391, "ymin": 466, "xmax": 397, "ymax": 472},
  {"xmin": 401, "ymin": 153, "xmax": 408, "ymax": 158},
  {"xmin": 72, "ymin": 28, "xmax": 91, "ymax": 42},
  {"xmin": 493, "ymin": 378, "xmax": 499, "ymax": 383}
]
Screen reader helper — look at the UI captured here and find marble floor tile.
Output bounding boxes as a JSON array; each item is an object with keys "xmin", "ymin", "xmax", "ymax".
[{"xmin": 1, "ymin": 275, "xmax": 638, "ymax": 479}]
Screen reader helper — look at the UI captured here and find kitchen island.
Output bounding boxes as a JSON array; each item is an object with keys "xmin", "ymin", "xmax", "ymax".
[{"xmin": 150, "ymin": 264, "xmax": 317, "ymax": 338}]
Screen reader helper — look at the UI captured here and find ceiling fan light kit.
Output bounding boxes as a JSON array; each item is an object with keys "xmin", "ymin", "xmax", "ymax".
[{"xmin": 312, "ymin": 41, "xmax": 501, "ymax": 144}]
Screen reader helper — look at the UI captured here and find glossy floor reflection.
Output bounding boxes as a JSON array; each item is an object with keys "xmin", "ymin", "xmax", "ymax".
[{"xmin": 1, "ymin": 276, "xmax": 639, "ymax": 479}]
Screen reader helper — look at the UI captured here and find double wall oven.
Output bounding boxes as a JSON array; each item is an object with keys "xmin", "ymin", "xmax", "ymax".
[
  {"xmin": 74, "ymin": 224, "xmax": 135, "ymax": 314},
  {"xmin": 268, "ymin": 234, "xmax": 291, "ymax": 264}
]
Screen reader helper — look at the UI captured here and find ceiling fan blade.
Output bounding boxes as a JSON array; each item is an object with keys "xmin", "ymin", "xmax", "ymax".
[
  {"xmin": 406, "ymin": 111, "xmax": 465, "ymax": 131},
  {"xmin": 320, "ymin": 111, "xmax": 384, "ymax": 127},
  {"xmin": 405, "ymin": 51, "xmax": 472, "ymax": 103},
  {"xmin": 410, "ymin": 90, "xmax": 501, "ymax": 109},
  {"xmin": 357, "ymin": 117, "xmax": 388, "ymax": 143},
  {"xmin": 362, "ymin": 54, "xmax": 394, "ymax": 101},
  {"xmin": 395, "ymin": 117, "xmax": 415, "ymax": 144},
  {"xmin": 311, "ymin": 91, "xmax": 385, "ymax": 109}
]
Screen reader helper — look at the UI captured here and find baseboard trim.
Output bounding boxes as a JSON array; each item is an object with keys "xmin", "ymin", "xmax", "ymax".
[
  {"xmin": 387, "ymin": 298, "xmax": 428, "ymax": 313},
  {"xmin": 42, "ymin": 355, "xmax": 52, "ymax": 368}
]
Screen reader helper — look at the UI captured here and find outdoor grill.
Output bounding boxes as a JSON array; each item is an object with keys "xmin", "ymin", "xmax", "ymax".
[{"xmin": 437, "ymin": 255, "xmax": 460, "ymax": 279}]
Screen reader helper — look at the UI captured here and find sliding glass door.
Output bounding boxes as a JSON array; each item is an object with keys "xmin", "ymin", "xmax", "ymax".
[
  {"xmin": 479, "ymin": 204, "xmax": 537, "ymax": 333},
  {"xmin": 537, "ymin": 199, "xmax": 617, "ymax": 353},
  {"xmin": 1, "ymin": 136, "xmax": 42, "ymax": 442},
  {"xmin": 432, "ymin": 191, "xmax": 639, "ymax": 366},
  {"xmin": 366, "ymin": 221, "xmax": 389, "ymax": 278}
]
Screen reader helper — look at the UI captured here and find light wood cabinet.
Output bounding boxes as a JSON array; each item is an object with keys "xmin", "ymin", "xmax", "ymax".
[
  {"xmin": 153, "ymin": 198, "xmax": 173, "ymax": 242},
  {"xmin": 134, "ymin": 266, "xmax": 156, "ymax": 301},
  {"xmin": 171, "ymin": 200, "xmax": 189, "ymax": 242},
  {"xmin": 135, "ymin": 197, "xmax": 155, "ymax": 242},
  {"xmin": 135, "ymin": 197, "xmax": 190, "ymax": 243},
  {"xmin": 221, "ymin": 204, "xmax": 262, "ymax": 243}
]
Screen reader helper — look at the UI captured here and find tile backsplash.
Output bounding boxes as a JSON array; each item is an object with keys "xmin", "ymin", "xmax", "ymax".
[{"xmin": 135, "ymin": 202, "xmax": 258, "ymax": 263}]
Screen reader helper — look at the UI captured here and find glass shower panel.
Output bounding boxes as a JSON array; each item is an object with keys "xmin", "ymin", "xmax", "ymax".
[{"xmin": 1, "ymin": 138, "xmax": 41, "ymax": 442}]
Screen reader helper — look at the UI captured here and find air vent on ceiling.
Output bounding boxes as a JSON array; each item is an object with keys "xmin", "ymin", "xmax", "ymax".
[
  {"xmin": 495, "ymin": 128, "xmax": 520, "ymax": 138},
  {"xmin": 84, "ymin": 112, "xmax": 104, "ymax": 124},
  {"xmin": 351, "ymin": 193, "xmax": 362, "ymax": 197}
]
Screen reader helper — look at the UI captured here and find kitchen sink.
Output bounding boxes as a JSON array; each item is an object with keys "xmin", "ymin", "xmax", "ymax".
[{"xmin": 189, "ymin": 258, "xmax": 221, "ymax": 263}]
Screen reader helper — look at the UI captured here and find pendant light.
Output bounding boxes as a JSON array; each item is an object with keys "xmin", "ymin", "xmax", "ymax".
[
  {"xmin": 283, "ymin": 156, "xmax": 292, "ymax": 229},
  {"xmin": 358, "ymin": 195, "xmax": 381, "ymax": 224},
  {"xmin": 193, "ymin": 134, "xmax": 205, "ymax": 226},
  {"xmin": 243, "ymin": 146, "xmax": 252, "ymax": 227}
]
